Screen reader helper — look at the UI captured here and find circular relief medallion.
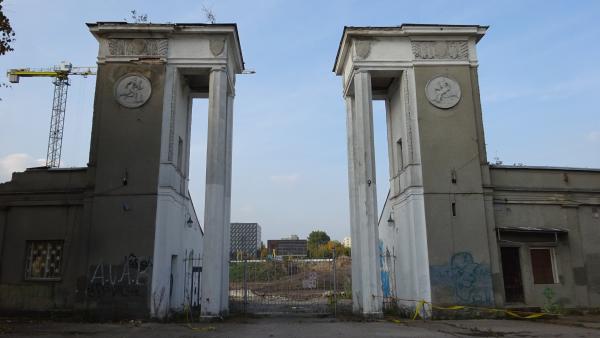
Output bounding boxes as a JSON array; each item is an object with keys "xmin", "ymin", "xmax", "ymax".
[
  {"xmin": 114, "ymin": 74, "xmax": 152, "ymax": 108},
  {"xmin": 425, "ymin": 76, "xmax": 461, "ymax": 109}
]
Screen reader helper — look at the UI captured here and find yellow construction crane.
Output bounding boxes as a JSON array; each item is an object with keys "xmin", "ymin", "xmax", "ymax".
[{"xmin": 7, "ymin": 61, "xmax": 96, "ymax": 168}]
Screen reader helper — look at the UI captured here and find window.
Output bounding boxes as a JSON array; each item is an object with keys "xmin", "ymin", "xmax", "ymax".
[
  {"xmin": 177, "ymin": 137, "xmax": 184, "ymax": 170},
  {"xmin": 530, "ymin": 248, "xmax": 558, "ymax": 284},
  {"xmin": 25, "ymin": 240, "xmax": 64, "ymax": 280}
]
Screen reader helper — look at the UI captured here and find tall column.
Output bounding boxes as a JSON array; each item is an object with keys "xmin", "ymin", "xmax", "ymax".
[
  {"xmin": 220, "ymin": 93, "xmax": 234, "ymax": 311},
  {"xmin": 345, "ymin": 96, "xmax": 363, "ymax": 313},
  {"xmin": 350, "ymin": 69, "xmax": 383, "ymax": 316},
  {"xmin": 201, "ymin": 67, "xmax": 229, "ymax": 316}
]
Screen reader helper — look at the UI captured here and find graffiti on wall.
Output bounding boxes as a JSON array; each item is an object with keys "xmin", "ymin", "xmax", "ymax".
[
  {"xmin": 379, "ymin": 241, "xmax": 391, "ymax": 298},
  {"xmin": 85, "ymin": 254, "xmax": 153, "ymax": 298},
  {"xmin": 429, "ymin": 252, "xmax": 493, "ymax": 305}
]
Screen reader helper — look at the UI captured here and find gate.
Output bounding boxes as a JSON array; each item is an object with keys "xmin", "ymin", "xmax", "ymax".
[
  {"xmin": 183, "ymin": 253, "xmax": 202, "ymax": 315},
  {"xmin": 229, "ymin": 255, "xmax": 352, "ymax": 315}
]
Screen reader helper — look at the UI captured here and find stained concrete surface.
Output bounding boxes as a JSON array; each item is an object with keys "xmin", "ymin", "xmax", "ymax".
[{"xmin": 1, "ymin": 317, "xmax": 600, "ymax": 337}]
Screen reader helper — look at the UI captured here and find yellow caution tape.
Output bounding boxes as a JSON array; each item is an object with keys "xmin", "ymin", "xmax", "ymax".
[{"xmin": 396, "ymin": 297, "xmax": 552, "ymax": 320}]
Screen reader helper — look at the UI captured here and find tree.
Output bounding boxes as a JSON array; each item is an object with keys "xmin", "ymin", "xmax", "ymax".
[
  {"xmin": 259, "ymin": 242, "xmax": 268, "ymax": 259},
  {"xmin": 307, "ymin": 230, "xmax": 331, "ymax": 258},
  {"xmin": 0, "ymin": 0, "xmax": 15, "ymax": 56},
  {"xmin": 308, "ymin": 230, "xmax": 330, "ymax": 247}
]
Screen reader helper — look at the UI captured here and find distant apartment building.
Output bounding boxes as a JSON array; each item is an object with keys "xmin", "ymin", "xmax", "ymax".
[
  {"xmin": 342, "ymin": 236, "xmax": 351, "ymax": 248},
  {"xmin": 267, "ymin": 239, "xmax": 307, "ymax": 257},
  {"xmin": 230, "ymin": 223, "xmax": 261, "ymax": 259}
]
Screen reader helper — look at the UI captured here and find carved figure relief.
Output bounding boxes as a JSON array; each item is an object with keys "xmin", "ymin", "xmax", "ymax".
[
  {"xmin": 114, "ymin": 74, "xmax": 152, "ymax": 108},
  {"xmin": 108, "ymin": 39, "xmax": 168, "ymax": 57},
  {"xmin": 425, "ymin": 76, "xmax": 461, "ymax": 109},
  {"xmin": 412, "ymin": 41, "xmax": 468, "ymax": 60},
  {"xmin": 209, "ymin": 37, "xmax": 226, "ymax": 56}
]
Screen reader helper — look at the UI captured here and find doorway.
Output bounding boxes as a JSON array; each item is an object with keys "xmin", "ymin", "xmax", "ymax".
[{"xmin": 500, "ymin": 247, "xmax": 524, "ymax": 303}]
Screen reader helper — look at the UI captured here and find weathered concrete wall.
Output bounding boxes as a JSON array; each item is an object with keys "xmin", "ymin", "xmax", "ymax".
[
  {"xmin": 82, "ymin": 61, "xmax": 167, "ymax": 317},
  {"xmin": 0, "ymin": 169, "xmax": 88, "ymax": 312},
  {"xmin": 378, "ymin": 71, "xmax": 431, "ymax": 310},
  {"xmin": 413, "ymin": 64, "xmax": 494, "ymax": 307},
  {"xmin": 152, "ymin": 69, "xmax": 203, "ymax": 314},
  {"xmin": 491, "ymin": 166, "xmax": 600, "ymax": 308}
]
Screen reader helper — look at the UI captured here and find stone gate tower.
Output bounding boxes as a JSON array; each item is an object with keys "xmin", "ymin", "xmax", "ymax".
[
  {"xmin": 334, "ymin": 24, "xmax": 490, "ymax": 316},
  {"xmin": 88, "ymin": 22, "xmax": 244, "ymax": 317}
]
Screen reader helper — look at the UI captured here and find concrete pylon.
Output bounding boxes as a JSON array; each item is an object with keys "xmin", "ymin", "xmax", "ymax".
[
  {"xmin": 201, "ymin": 67, "xmax": 231, "ymax": 317},
  {"xmin": 346, "ymin": 69, "xmax": 383, "ymax": 317}
]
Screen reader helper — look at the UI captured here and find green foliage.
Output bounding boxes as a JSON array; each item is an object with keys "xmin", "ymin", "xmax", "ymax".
[
  {"xmin": 229, "ymin": 260, "xmax": 292, "ymax": 283},
  {"xmin": 307, "ymin": 233, "xmax": 351, "ymax": 258},
  {"xmin": 542, "ymin": 288, "xmax": 562, "ymax": 314},
  {"xmin": 259, "ymin": 242, "xmax": 268, "ymax": 259},
  {"xmin": 308, "ymin": 230, "xmax": 330, "ymax": 247},
  {"xmin": 0, "ymin": 0, "xmax": 15, "ymax": 56},
  {"xmin": 307, "ymin": 230, "xmax": 330, "ymax": 257}
]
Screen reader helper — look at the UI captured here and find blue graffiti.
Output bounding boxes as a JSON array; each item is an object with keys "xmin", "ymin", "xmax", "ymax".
[
  {"xmin": 379, "ymin": 241, "xmax": 391, "ymax": 297},
  {"xmin": 430, "ymin": 252, "xmax": 493, "ymax": 305}
]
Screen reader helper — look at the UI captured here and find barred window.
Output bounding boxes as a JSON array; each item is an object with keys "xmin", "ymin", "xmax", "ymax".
[{"xmin": 25, "ymin": 240, "xmax": 63, "ymax": 281}]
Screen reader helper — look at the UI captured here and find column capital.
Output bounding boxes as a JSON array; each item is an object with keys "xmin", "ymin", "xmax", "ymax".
[
  {"xmin": 210, "ymin": 66, "xmax": 227, "ymax": 73},
  {"xmin": 354, "ymin": 68, "xmax": 370, "ymax": 75}
]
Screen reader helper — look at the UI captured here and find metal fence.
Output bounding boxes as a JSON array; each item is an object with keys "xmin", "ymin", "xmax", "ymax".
[
  {"xmin": 229, "ymin": 254, "xmax": 352, "ymax": 315},
  {"xmin": 183, "ymin": 254, "xmax": 203, "ymax": 317}
]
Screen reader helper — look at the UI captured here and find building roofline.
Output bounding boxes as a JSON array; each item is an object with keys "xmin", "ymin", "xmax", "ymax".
[
  {"xmin": 490, "ymin": 164, "xmax": 600, "ymax": 173},
  {"xmin": 333, "ymin": 24, "xmax": 488, "ymax": 73},
  {"xmin": 86, "ymin": 22, "xmax": 245, "ymax": 71}
]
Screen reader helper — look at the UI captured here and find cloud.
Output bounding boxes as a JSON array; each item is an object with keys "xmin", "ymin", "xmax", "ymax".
[
  {"xmin": 586, "ymin": 131, "xmax": 600, "ymax": 142},
  {"xmin": 0, "ymin": 153, "xmax": 45, "ymax": 183},
  {"xmin": 269, "ymin": 174, "xmax": 299, "ymax": 185}
]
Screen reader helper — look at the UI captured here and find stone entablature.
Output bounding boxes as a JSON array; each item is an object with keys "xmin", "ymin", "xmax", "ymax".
[
  {"xmin": 88, "ymin": 23, "xmax": 244, "ymax": 75},
  {"xmin": 333, "ymin": 25, "xmax": 487, "ymax": 92}
]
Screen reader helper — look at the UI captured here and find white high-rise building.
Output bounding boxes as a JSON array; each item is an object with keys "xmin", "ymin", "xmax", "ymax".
[{"xmin": 342, "ymin": 236, "xmax": 351, "ymax": 248}]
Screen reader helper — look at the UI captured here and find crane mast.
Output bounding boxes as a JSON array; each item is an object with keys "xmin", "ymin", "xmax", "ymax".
[{"xmin": 7, "ymin": 62, "xmax": 96, "ymax": 168}]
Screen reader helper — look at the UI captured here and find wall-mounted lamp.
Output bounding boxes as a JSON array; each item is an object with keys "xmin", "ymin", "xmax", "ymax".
[
  {"xmin": 186, "ymin": 216, "xmax": 194, "ymax": 227},
  {"xmin": 122, "ymin": 169, "xmax": 129, "ymax": 186},
  {"xmin": 387, "ymin": 212, "xmax": 394, "ymax": 225}
]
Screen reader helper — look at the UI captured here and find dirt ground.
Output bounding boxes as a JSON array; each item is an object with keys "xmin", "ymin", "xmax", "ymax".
[{"xmin": 1, "ymin": 315, "xmax": 600, "ymax": 338}]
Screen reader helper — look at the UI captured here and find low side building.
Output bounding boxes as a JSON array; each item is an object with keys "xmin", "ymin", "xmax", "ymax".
[{"xmin": 267, "ymin": 239, "xmax": 307, "ymax": 257}]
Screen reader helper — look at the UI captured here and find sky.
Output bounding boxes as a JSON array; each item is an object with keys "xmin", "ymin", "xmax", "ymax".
[{"xmin": 1, "ymin": 0, "xmax": 599, "ymax": 243}]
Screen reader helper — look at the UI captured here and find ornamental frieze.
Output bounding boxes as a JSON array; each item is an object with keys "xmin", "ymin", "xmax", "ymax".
[
  {"xmin": 108, "ymin": 38, "xmax": 168, "ymax": 57},
  {"xmin": 411, "ymin": 40, "xmax": 468, "ymax": 60}
]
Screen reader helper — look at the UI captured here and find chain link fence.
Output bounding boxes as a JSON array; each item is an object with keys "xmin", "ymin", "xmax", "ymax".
[{"xmin": 229, "ymin": 253, "xmax": 352, "ymax": 315}]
